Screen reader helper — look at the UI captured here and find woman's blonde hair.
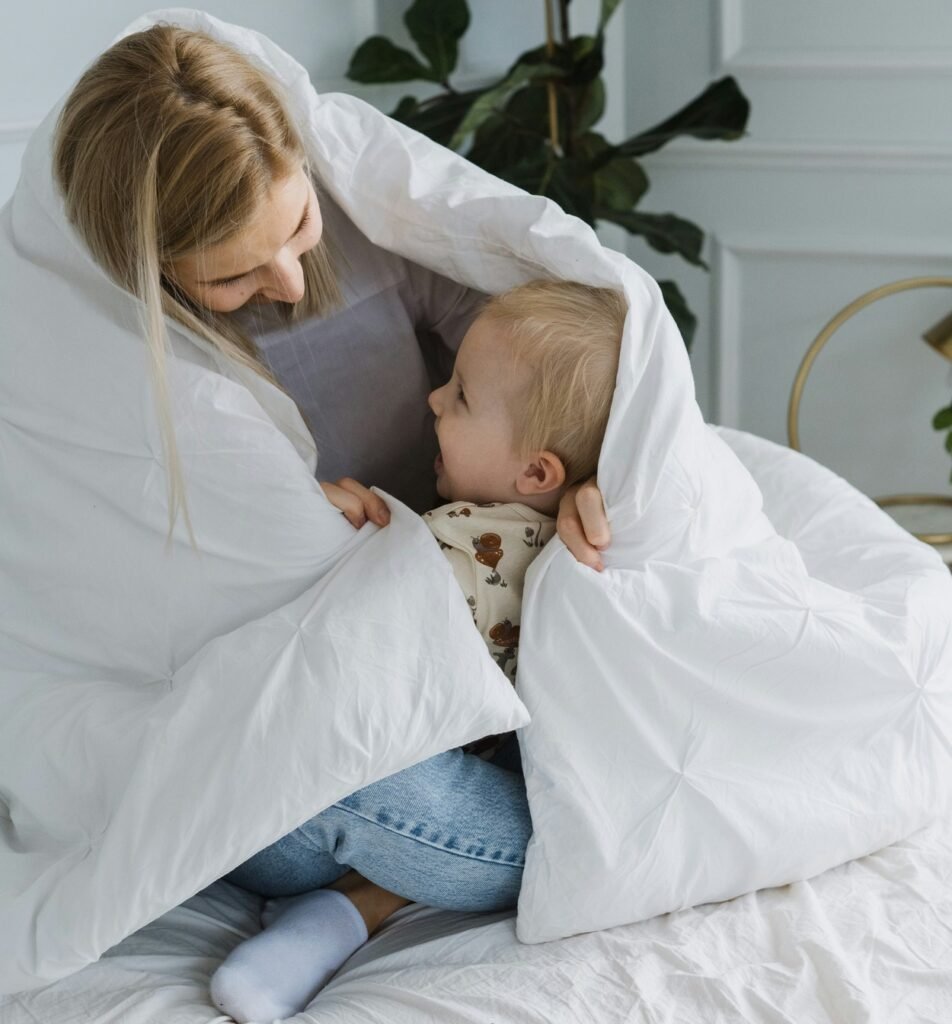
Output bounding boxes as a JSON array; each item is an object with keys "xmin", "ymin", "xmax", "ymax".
[
  {"xmin": 483, "ymin": 280, "xmax": 627, "ymax": 487},
  {"xmin": 53, "ymin": 24, "xmax": 341, "ymax": 543}
]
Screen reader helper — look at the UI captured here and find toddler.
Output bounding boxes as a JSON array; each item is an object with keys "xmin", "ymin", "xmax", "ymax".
[
  {"xmin": 211, "ymin": 278, "xmax": 626, "ymax": 1022},
  {"xmin": 423, "ymin": 278, "xmax": 626, "ymax": 760}
]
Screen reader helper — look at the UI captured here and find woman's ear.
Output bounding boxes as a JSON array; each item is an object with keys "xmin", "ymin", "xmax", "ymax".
[{"xmin": 515, "ymin": 450, "xmax": 566, "ymax": 497}]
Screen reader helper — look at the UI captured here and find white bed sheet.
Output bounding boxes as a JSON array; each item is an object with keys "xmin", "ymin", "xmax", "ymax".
[{"xmin": 3, "ymin": 818, "xmax": 950, "ymax": 1024}]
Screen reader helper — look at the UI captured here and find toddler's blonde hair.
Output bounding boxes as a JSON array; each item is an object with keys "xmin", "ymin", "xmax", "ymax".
[{"xmin": 481, "ymin": 279, "xmax": 626, "ymax": 487}]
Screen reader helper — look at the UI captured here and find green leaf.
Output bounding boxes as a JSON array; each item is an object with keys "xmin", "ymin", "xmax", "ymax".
[
  {"xmin": 658, "ymin": 280, "xmax": 697, "ymax": 350},
  {"xmin": 599, "ymin": 0, "xmax": 624, "ymax": 33},
  {"xmin": 544, "ymin": 158, "xmax": 596, "ymax": 224},
  {"xmin": 347, "ymin": 36, "xmax": 439, "ymax": 83},
  {"xmin": 617, "ymin": 76, "xmax": 751, "ymax": 159},
  {"xmin": 404, "ymin": 0, "xmax": 470, "ymax": 81},
  {"xmin": 502, "ymin": 150, "xmax": 552, "ymax": 195},
  {"xmin": 592, "ymin": 155, "xmax": 648, "ymax": 210},
  {"xmin": 596, "ymin": 209, "xmax": 708, "ymax": 268},
  {"xmin": 933, "ymin": 405, "xmax": 952, "ymax": 431},
  {"xmin": 505, "ymin": 35, "xmax": 602, "ymax": 86},
  {"xmin": 507, "ymin": 41, "xmax": 564, "ymax": 72},
  {"xmin": 506, "ymin": 82, "xmax": 572, "ymax": 146},
  {"xmin": 448, "ymin": 61, "xmax": 564, "ymax": 150},
  {"xmin": 502, "ymin": 84, "xmax": 550, "ymax": 134},
  {"xmin": 576, "ymin": 78, "xmax": 606, "ymax": 134},
  {"xmin": 567, "ymin": 35, "xmax": 605, "ymax": 86},
  {"xmin": 393, "ymin": 88, "xmax": 485, "ymax": 146},
  {"xmin": 574, "ymin": 131, "xmax": 614, "ymax": 161},
  {"xmin": 391, "ymin": 96, "xmax": 420, "ymax": 121},
  {"xmin": 500, "ymin": 78, "xmax": 604, "ymax": 147},
  {"xmin": 945, "ymin": 429, "xmax": 952, "ymax": 455},
  {"xmin": 468, "ymin": 113, "xmax": 547, "ymax": 174}
]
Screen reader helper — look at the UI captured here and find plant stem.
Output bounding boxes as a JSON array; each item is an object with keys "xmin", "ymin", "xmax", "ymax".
[
  {"xmin": 543, "ymin": 0, "xmax": 560, "ymax": 153},
  {"xmin": 558, "ymin": 0, "xmax": 575, "ymax": 156},
  {"xmin": 538, "ymin": 154, "xmax": 557, "ymax": 195},
  {"xmin": 558, "ymin": 0, "xmax": 570, "ymax": 45}
]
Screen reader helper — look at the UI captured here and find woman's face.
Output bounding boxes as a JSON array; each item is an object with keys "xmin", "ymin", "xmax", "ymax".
[{"xmin": 169, "ymin": 167, "xmax": 322, "ymax": 313}]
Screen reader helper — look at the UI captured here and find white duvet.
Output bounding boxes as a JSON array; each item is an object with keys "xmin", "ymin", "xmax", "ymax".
[
  {"xmin": 2, "ymin": 5, "xmax": 952, "ymax": 996},
  {"xmin": 4, "ymin": 430, "xmax": 951, "ymax": 1024}
]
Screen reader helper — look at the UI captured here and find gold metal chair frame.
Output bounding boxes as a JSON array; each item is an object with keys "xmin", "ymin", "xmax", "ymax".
[{"xmin": 787, "ymin": 276, "xmax": 952, "ymax": 546}]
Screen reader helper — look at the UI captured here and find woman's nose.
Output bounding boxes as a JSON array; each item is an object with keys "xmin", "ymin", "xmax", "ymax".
[{"xmin": 263, "ymin": 252, "xmax": 305, "ymax": 303}]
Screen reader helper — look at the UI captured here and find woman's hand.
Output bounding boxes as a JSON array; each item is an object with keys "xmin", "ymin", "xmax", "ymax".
[
  {"xmin": 320, "ymin": 478, "xmax": 391, "ymax": 530},
  {"xmin": 557, "ymin": 478, "xmax": 610, "ymax": 571}
]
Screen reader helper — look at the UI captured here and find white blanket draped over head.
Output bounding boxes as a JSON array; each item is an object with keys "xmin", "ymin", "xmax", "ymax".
[{"xmin": 2, "ymin": 6, "xmax": 951, "ymax": 993}]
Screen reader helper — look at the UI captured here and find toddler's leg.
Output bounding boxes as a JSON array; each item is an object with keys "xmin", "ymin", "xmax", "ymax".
[
  {"xmin": 213, "ymin": 746, "xmax": 530, "ymax": 1019},
  {"xmin": 224, "ymin": 744, "xmax": 531, "ymax": 911},
  {"xmin": 210, "ymin": 884, "xmax": 371, "ymax": 1023}
]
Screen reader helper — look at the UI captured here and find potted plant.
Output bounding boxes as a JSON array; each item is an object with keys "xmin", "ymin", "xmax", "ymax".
[{"xmin": 345, "ymin": 0, "xmax": 751, "ymax": 348}]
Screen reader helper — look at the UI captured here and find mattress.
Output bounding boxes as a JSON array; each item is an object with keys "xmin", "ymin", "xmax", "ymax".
[{"xmin": 3, "ymin": 817, "xmax": 950, "ymax": 1024}]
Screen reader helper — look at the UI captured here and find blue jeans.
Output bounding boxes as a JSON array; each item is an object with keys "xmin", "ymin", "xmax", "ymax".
[{"xmin": 224, "ymin": 735, "xmax": 531, "ymax": 912}]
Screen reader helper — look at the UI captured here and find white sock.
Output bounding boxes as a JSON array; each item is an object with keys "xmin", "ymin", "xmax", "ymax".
[{"xmin": 210, "ymin": 888, "xmax": 369, "ymax": 1023}]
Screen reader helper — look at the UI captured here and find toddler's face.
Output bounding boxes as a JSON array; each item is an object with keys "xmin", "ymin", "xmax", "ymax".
[{"xmin": 428, "ymin": 316, "xmax": 529, "ymax": 504}]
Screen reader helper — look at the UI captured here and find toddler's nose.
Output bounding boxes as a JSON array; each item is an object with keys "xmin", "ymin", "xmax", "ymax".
[{"xmin": 427, "ymin": 387, "xmax": 441, "ymax": 415}]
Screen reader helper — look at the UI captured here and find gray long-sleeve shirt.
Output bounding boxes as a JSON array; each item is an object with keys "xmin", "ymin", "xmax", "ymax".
[{"xmin": 237, "ymin": 195, "xmax": 486, "ymax": 513}]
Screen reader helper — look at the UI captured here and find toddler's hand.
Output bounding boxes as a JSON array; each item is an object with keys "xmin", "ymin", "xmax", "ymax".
[
  {"xmin": 557, "ymin": 477, "xmax": 610, "ymax": 571},
  {"xmin": 320, "ymin": 478, "xmax": 391, "ymax": 530}
]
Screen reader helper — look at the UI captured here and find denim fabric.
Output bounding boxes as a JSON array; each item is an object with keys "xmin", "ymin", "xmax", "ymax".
[{"xmin": 224, "ymin": 735, "xmax": 531, "ymax": 912}]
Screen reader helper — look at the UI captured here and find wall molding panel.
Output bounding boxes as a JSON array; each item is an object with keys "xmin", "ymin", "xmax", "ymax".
[
  {"xmin": 709, "ymin": 238, "xmax": 742, "ymax": 428},
  {"xmin": 644, "ymin": 139, "xmax": 952, "ymax": 173},
  {"xmin": 715, "ymin": 0, "xmax": 952, "ymax": 77},
  {"xmin": 0, "ymin": 122, "xmax": 38, "ymax": 145},
  {"xmin": 709, "ymin": 234, "xmax": 952, "ymax": 430}
]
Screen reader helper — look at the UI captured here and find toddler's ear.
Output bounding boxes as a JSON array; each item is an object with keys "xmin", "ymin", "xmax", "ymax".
[{"xmin": 516, "ymin": 450, "xmax": 566, "ymax": 497}]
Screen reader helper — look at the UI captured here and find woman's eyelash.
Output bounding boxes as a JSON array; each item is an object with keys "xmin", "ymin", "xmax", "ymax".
[
  {"xmin": 208, "ymin": 209, "xmax": 312, "ymax": 289},
  {"xmin": 209, "ymin": 274, "xmax": 245, "ymax": 289}
]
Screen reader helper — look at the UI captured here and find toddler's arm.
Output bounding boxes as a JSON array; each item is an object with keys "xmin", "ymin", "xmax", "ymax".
[{"xmin": 320, "ymin": 477, "xmax": 390, "ymax": 530}]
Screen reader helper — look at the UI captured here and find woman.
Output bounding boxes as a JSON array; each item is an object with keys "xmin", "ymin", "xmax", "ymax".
[{"xmin": 51, "ymin": 23, "xmax": 611, "ymax": 1021}]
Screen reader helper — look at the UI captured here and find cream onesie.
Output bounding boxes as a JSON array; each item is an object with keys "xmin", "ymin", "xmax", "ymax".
[{"xmin": 423, "ymin": 500, "xmax": 556, "ymax": 760}]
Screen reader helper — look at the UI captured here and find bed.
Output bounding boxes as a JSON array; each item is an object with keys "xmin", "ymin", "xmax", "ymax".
[{"xmin": 2, "ymin": 816, "xmax": 949, "ymax": 1024}]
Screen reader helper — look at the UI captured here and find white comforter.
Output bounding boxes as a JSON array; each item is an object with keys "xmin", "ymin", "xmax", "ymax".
[
  {"xmin": 2, "ymin": 5, "xmax": 952, "ymax": 994},
  {"xmin": 4, "ymin": 425, "xmax": 950, "ymax": 1023}
]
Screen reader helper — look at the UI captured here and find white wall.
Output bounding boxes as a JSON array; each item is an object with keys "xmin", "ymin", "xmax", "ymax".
[
  {"xmin": 0, "ymin": 3, "xmax": 384, "ymax": 202},
  {"xmin": 0, "ymin": 2, "xmax": 622, "ymax": 203},
  {"xmin": 623, "ymin": 0, "xmax": 952, "ymax": 502}
]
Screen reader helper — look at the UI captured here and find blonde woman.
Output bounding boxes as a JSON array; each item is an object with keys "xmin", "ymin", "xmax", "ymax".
[{"xmin": 50, "ymin": 24, "xmax": 610, "ymax": 1021}]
